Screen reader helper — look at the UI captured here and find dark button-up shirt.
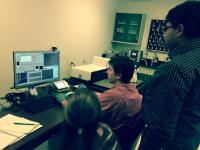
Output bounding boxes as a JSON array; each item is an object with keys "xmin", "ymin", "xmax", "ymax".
[{"xmin": 141, "ymin": 39, "xmax": 200, "ymax": 144}]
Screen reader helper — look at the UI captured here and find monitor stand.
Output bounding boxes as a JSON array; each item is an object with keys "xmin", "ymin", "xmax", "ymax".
[{"xmin": 29, "ymin": 86, "xmax": 38, "ymax": 96}]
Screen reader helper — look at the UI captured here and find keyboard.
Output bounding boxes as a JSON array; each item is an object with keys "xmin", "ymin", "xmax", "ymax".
[{"xmin": 22, "ymin": 95, "xmax": 56, "ymax": 113}]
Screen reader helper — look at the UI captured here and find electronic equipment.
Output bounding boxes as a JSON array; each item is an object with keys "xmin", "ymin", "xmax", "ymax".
[
  {"xmin": 22, "ymin": 89, "xmax": 56, "ymax": 113},
  {"xmin": 13, "ymin": 51, "xmax": 60, "ymax": 94},
  {"xmin": 12, "ymin": 51, "xmax": 60, "ymax": 113},
  {"xmin": 130, "ymin": 50, "xmax": 139, "ymax": 62},
  {"xmin": 52, "ymin": 80, "xmax": 70, "ymax": 92},
  {"xmin": 5, "ymin": 92, "xmax": 25, "ymax": 105},
  {"xmin": 71, "ymin": 56, "xmax": 109, "ymax": 82},
  {"xmin": 4, "ymin": 88, "xmax": 57, "ymax": 113},
  {"xmin": 130, "ymin": 50, "xmax": 143, "ymax": 63}
]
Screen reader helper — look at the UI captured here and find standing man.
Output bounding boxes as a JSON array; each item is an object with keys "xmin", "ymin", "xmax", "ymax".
[
  {"xmin": 96, "ymin": 56, "xmax": 142, "ymax": 133},
  {"xmin": 139, "ymin": 1, "xmax": 200, "ymax": 150}
]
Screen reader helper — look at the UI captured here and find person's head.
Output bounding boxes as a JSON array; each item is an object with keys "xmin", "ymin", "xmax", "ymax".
[
  {"xmin": 63, "ymin": 88, "xmax": 102, "ymax": 150},
  {"xmin": 107, "ymin": 56, "xmax": 135, "ymax": 84},
  {"xmin": 65, "ymin": 88, "xmax": 101, "ymax": 130},
  {"xmin": 162, "ymin": 1, "xmax": 200, "ymax": 50}
]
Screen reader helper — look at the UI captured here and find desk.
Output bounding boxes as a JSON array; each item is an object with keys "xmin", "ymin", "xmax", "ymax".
[
  {"xmin": 1, "ymin": 79, "xmax": 145, "ymax": 149},
  {"xmin": 93, "ymin": 79, "xmax": 143, "ymax": 92},
  {"xmin": 65, "ymin": 77, "xmax": 143, "ymax": 93},
  {"xmin": 0, "ymin": 106, "xmax": 64, "ymax": 150},
  {"xmin": 95, "ymin": 79, "xmax": 143, "ymax": 88},
  {"xmin": 137, "ymin": 66, "xmax": 155, "ymax": 81}
]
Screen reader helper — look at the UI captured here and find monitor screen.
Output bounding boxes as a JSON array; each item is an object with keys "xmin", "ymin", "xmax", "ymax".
[{"xmin": 13, "ymin": 51, "xmax": 60, "ymax": 88}]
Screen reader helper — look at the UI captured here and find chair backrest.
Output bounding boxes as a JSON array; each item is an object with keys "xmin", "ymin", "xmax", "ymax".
[
  {"xmin": 114, "ymin": 112, "xmax": 145, "ymax": 150},
  {"xmin": 137, "ymin": 80, "xmax": 149, "ymax": 95}
]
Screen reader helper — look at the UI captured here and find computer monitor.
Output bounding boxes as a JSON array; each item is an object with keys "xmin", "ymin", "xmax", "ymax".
[{"xmin": 13, "ymin": 51, "xmax": 60, "ymax": 89}]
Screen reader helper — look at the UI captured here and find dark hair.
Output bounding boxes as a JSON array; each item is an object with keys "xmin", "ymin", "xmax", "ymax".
[
  {"xmin": 109, "ymin": 56, "xmax": 135, "ymax": 83},
  {"xmin": 63, "ymin": 88, "xmax": 102, "ymax": 150},
  {"xmin": 166, "ymin": 1, "xmax": 200, "ymax": 38}
]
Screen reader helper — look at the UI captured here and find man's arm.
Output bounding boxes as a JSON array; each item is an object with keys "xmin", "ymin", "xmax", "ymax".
[
  {"xmin": 54, "ymin": 93, "xmax": 69, "ymax": 107},
  {"xmin": 96, "ymin": 90, "xmax": 116, "ymax": 115}
]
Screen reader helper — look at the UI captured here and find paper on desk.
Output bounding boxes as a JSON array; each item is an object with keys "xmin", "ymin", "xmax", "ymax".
[
  {"xmin": 0, "ymin": 114, "xmax": 42, "ymax": 149},
  {"xmin": 0, "ymin": 132, "xmax": 16, "ymax": 150}
]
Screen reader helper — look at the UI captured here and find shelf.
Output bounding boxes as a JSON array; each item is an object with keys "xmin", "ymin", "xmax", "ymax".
[
  {"xmin": 112, "ymin": 40, "xmax": 141, "ymax": 45},
  {"xmin": 128, "ymin": 32, "xmax": 137, "ymax": 34},
  {"xmin": 130, "ymin": 24, "xmax": 138, "ymax": 26},
  {"xmin": 116, "ymin": 32, "xmax": 125, "ymax": 34},
  {"xmin": 146, "ymin": 49, "xmax": 169, "ymax": 54},
  {"xmin": 117, "ymin": 23, "xmax": 126, "ymax": 25}
]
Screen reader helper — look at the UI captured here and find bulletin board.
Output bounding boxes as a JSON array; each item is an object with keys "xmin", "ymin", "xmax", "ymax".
[{"xmin": 146, "ymin": 19, "xmax": 169, "ymax": 52}]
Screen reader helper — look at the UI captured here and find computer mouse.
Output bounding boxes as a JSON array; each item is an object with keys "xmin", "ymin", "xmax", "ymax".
[{"xmin": 66, "ymin": 92, "xmax": 74, "ymax": 97}]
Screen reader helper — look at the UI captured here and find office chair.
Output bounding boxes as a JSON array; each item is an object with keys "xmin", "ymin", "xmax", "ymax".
[
  {"xmin": 114, "ymin": 112, "xmax": 145, "ymax": 150},
  {"xmin": 115, "ymin": 82, "xmax": 148, "ymax": 150}
]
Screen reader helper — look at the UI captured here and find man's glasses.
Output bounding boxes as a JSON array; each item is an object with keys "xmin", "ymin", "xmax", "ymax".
[{"xmin": 161, "ymin": 25, "xmax": 174, "ymax": 33}]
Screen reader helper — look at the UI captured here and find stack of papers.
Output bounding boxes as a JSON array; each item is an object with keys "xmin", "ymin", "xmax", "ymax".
[{"xmin": 0, "ymin": 114, "xmax": 42, "ymax": 149}]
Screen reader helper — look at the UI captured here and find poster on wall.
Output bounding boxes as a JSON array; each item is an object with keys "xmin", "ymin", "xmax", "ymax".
[{"xmin": 146, "ymin": 19, "xmax": 169, "ymax": 52}]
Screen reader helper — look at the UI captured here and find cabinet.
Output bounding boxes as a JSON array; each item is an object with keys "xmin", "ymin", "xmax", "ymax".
[{"xmin": 112, "ymin": 13, "xmax": 145, "ymax": 45}]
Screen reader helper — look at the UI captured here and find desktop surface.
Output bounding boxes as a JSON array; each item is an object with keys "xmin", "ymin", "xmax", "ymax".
[
  {"xmin": 1, "ymin": 105, "xmax": 64, "ymax": 150},
  {"xmin": 0, "ymin": 78, "xmax": 145, "ymax": 149},
  {"xmin": 94, "ymin": 79, "xmax": 143, "ymax": 89},
  {"xmin": 64, "ymin": 77, "xmax": 143, "ymax": 93}
]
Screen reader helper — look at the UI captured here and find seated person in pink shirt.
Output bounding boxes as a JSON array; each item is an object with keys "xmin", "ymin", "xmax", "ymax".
[{"xmin": 96, "ymin": 56, "xmax": 142, "ymax": 134}]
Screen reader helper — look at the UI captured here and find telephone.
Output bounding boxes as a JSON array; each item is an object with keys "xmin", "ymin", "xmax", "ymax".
[
  {"xmin": 5, "ymin": 92, "xmax": 25, "ymax": 104},
  {"xmin": 53, "ymin": 80, "xmax": 70, "ymax": 92}
]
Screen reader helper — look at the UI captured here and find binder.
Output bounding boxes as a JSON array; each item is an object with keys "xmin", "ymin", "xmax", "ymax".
[{"xmin": 0, "ymin": 114, "xmax": 42, "ymax": 149}]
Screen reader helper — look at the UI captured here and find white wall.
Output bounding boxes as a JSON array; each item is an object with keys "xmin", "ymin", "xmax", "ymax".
[
  {"xmin": 0, "ymin": 0, "xmax": 116, "ymax": 96},
  {"xmin": 0, "ymin": 0, "xmax": 187, "ymax": 96},
  {"xmin": 111, "ymin": 0, "xmax": 186, "ymax": 60}
]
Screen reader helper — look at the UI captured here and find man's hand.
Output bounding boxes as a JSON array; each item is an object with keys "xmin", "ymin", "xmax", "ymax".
[{"xmin": 54, "ymin": 93, "xmax": 70, "ymax": 107}]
